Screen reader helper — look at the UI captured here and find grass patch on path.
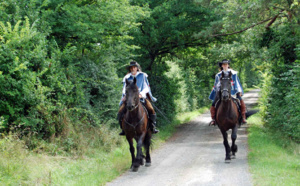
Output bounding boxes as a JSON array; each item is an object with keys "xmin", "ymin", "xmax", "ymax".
[{"xmin": 247, "ymin": 114, "xmax": 300, "ymax": 186}]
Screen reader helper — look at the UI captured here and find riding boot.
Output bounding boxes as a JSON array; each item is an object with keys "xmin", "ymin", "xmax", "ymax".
[
  {"xmin": 209, "ymin": 106, "xmax": 216, "ymax": 126},
  {"xmin": 240, "ymin": 100, "xmax": 247, "ymax": 124},
  {"xmin": 117, "ymin": 112, "xmax": 125, "ymax": 135},
  {"xmin": 117, "ymin": 104, "xmax": 126, "ymax": 136},
  {"xmin": 149, "ymin": 114, "xmax": 159, "ymax": 134}
]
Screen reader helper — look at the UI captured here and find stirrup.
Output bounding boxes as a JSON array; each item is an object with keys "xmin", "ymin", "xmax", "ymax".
[
  {"xmin": 152, "ymin": 128, "xmax": 159, "ymax": 134},
  {"xmin": 241, "ymin": 118, "xmax": 247, "ymax": 124},
  {"xmin": 119, "ymin": 130, "xmax": 125, "ymax": 136},
  {"xmin": 209, "ymin": 119, "xmax": 216, "ymax": 126}
]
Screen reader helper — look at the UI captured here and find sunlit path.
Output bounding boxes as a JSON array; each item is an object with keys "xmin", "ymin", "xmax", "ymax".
[{"xmin": 107, "ymin": 89, "xmax": 260, "ymax": 186}]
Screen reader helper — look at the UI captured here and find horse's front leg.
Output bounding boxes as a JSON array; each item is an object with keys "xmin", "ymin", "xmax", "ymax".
[
  {"xmin": 132, "ymin": 133, "xmax": 145, "ymax": 172},
  {"xmin": 221, "ymin": 130, "xmax": 231, "ymax": 163},
  {"xmin": 126, "ymin": 136, "xmax": 135, "ymax": 169},
  {"xmin": 231, "ymin": 125, "xmax": 238, "ymax": 159}
]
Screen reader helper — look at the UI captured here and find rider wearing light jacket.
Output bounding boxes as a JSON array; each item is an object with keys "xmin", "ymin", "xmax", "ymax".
[
  {"xmin": 209, "ymin": 59, "xmax": 247, "ymax": 125},
  {"xmin": 117, "ymin": 61, "xmax": 159, "ymax": 135}
]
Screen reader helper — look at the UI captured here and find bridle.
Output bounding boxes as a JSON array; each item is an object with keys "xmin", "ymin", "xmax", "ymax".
[
  {"xmin": 127, "ymin": 103, "xmax": 139, "ymax": 112},
  {"xmin": 220, "ymin": 77, "xmax": 232, "ymax": 100}
]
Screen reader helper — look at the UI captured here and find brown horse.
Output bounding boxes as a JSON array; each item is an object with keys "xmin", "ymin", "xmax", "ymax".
[
  {"xmin": 122, "ymin": 77, "xmax": 152, "ymax": 171},
  {"xmin": 215, "ymin": 71, "xmax": 240, "ymax": 163}
]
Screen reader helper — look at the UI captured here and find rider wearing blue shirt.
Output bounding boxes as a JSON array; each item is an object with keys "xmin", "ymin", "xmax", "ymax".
[
  {"xmin": 209, "ymin": 59, "xmax": 247, "ymax": 125},
  {"xmin": 117, "ymin": 61, "xmax": 159, "ymax": 135}
]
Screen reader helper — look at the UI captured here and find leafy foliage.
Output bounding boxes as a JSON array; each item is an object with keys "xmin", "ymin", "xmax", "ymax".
[
  {"xmin": 0, "ymin": 0, "xmax": 299, "ymax": 158},
  {"xmin": 0, "ymin": 0, "xmax": 143, "ymax": 151}
]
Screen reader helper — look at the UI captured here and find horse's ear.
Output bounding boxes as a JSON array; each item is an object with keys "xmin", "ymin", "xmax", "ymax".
[
  {"xmin": 221, "ymin": 71, "xmax": 224, "ymax": 78},
  {"xmin": 229, "ymin": 71, "xmax": 232, "ymax": 78},
  {"xmin": 133, "ymin": 77, "xmax": 137, "ymax": 84},
  {"xmin": 125, "ymin": 78, "xmax": 130, "ymax": 86}
]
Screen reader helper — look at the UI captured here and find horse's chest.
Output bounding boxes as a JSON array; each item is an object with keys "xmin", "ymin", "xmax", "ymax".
[{"xmin": 216, "ymin": 110, "xmax": 238, "ymax": 126}]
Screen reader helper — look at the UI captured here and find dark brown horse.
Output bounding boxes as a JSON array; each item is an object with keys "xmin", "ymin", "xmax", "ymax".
[
  {"xmin": 216, "ymin": 71, "xmax": 240, "ymax": 163},
  {"xmin": 122, "ymin": 77, "xmax": 152, "ymax": 171}
]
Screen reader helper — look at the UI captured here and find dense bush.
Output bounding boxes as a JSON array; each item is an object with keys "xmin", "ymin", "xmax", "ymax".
[
  {"xmin": 260, "ymin": 64, "xmax": 300, "ymax": 142},
  {"xmin": 258, "ymin": 26, "xmax": 300, "ymax": 142},
  {"xmin": 0, "ymin": 0, "xmax": 141, "ymax": 140}
]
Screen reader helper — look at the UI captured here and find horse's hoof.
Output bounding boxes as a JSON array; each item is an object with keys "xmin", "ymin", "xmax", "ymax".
[
  {"xmin": 145, "ymin": 162, "xmax": 151, "ymax": 167},
  {"xmin": 231, "ymin": 155, "xmax": 236, "ymax": 159},
  {"xmin": 225, "ymin": 159, "xmax": 231, "ymax": 163},
  {"xmin": 131, "ymin": 166, "xmax": 139, "ymax": 172}
]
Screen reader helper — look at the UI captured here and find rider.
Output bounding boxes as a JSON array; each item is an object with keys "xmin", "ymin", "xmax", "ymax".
[
  {"xmin": 208, "ymin": 59, "xmax": 247, "ymax": 125},
  {"xmin": 117, "ymin": 61, "xmax": 159, "ymax": 135}
]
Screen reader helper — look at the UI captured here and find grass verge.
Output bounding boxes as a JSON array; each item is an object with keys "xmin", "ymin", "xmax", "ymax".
[
  {"xmin": 0, "ymin": 106, "xmax": 209, "ymax": 185},
  {"xmin": 247, "ymin": 114, "xmax": 300, "ymax": 186}
]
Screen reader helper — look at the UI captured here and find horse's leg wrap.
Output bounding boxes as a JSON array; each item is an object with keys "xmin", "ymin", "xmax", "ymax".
[{"xmin": 240, "ymin": 100, "xmax": 247, "ymax": 124}]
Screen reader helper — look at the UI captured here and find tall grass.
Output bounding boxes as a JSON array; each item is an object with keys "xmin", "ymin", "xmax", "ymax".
[
  {"xmin": 248, "ymin": 114, "xmax": 300, "ymax": 186},
  {"xmin": 0, "ymin": 107, "xmax": 209, "ymax": 185}
]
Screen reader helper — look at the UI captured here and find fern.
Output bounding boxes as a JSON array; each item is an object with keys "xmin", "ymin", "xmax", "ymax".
[
  {"xmin": 6, "ymin": 22, "xmax": 12, "ymax": 33},
  {"xmin": 24, "ymin": 16, "xmax": 30, "ymax": 34},
  {"xmin": 0, "ymin": 22, "xmax": 7, "ymax": 34},
  {"xmin": 12, "ymin": 20, "xmax": 22, "ymax": 33}
]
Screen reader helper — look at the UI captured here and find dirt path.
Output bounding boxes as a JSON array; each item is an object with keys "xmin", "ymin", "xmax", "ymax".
[{"xmin": 107, "ymin": 89, "xmax": 260, "ymax": 186}]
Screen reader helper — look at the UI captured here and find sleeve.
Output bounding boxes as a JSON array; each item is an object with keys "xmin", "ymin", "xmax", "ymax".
[
  {"xmin": 214, "ymin": 74, "xmax": 220, "ymax": 91},
  {"xmin": 209, "ymin": 74, "xmax": 220, "ymax": 101},
  {"xmin": 236, "ymin": 75, "xmax": 244, "ymax": 94},
  {"xmin": 119, "ymin": 79, "xmax": 127, "ymax": 106},
  {"xmin": 140, "ymin": 75, "xmax": 150, "ymax": 98},
  {"xmin": 122, "ymin": 81, "xmax": 126, "ymax": 97}
]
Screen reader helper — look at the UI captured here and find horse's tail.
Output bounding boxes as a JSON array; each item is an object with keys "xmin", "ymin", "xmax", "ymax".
[{"xmin": 246, "ymin": 109, "xmax": 259, "ymax": 118}]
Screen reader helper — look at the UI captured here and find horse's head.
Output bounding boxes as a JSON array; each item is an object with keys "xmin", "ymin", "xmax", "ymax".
[
  {"xmin": 125, "ymin": 77, "xmax": 140, "ymax": 111},
  {"xmin": 220, "ymin": 71, "xmax": 232, "ymax": 101}
]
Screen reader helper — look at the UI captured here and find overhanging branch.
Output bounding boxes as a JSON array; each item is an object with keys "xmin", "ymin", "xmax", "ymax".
[{"xmin": 211, "ymin": 17, "xmax": 274, "ymax": 37}]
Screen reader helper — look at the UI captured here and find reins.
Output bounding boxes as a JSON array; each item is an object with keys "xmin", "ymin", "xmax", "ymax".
[{"xmin": 124, "ymin": 102, "xmax": 145, "ymax": 129}]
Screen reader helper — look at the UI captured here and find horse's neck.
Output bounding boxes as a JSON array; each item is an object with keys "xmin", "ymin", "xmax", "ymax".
[
  {"xmin": 219, "ymin": 100, "xmax": 233, "ymax": 113},
  {"xmin": 127, "ymin": 103, "xmax": 143, "ymax": 120}
]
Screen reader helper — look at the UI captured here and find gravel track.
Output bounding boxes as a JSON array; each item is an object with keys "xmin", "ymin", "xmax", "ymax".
[{"xmin": 107, "ymin": 89, "xmax": 260, "ymax": 186}]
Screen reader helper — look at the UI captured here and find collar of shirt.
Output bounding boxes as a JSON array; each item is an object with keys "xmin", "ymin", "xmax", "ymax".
[{"xmin": 130, "ymin": 71, "xmax": 140, "ymax": 77}]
